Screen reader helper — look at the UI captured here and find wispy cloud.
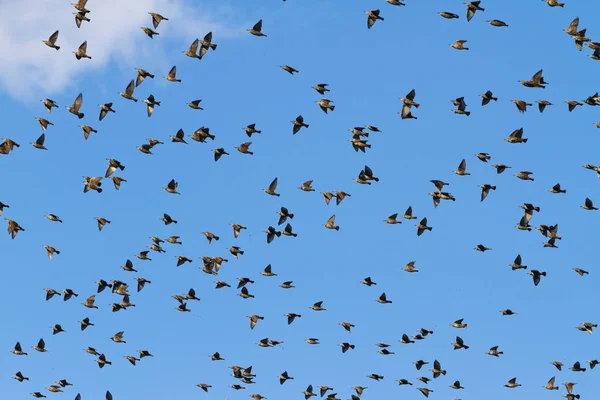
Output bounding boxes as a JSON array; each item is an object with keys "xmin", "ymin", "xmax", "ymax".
[{"xmin": 0, "ymin": 0, "xmax": 242, "ymax": 101}]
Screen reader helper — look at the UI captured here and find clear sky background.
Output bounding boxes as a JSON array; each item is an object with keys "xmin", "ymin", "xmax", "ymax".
[{"xmin": 1, "ymin": 0, "xmax": 599, "ymax": 399}]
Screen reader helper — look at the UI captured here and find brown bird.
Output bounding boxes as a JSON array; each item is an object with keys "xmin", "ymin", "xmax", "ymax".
[
  {"xmin": 465, "ymin": 1, "xmax": 484, "ymax": 21},
  {"xmin": 505, "ymin": 127, "xmax": 528, "ymax": 143},
  {"xmin": 212, "ymin": 148, "xmax": 230, "ymax": 161},
  {"xmin": 317, "ymin": 98, "xmax": 335, "ymax": 113},
  {"xmin": 514, "ymin": 171, "xmax": 536, "ymax": 182},
  {"xmin": 43, "ymin": 30, "xmax": 60, "ymax": 50},
  {"xmin": 480, "ymin": 91, "xmax": 497, "ymax": 106},
  {"xmin": 281, "ymin": 65, "xmax": 299, "ymax": 75},
  {"xmin": 566, "ymin": 100, "xmax": 583, "ymax": 112},
  {"xmin": 520, "ymin": 69, "xmax": 546, "ymax": 88},
  {"xmin": 324, "ymin": 215, "xmax": 339, "ymax": 230},
  {"xmin": 66, "ymin": 93, "xmax": 84, "ymax": 118},
  {"xmin": 264, "ymin": 177, "xmax": 280, "ymax": 196},
  {"xmin": 248, "ymin": 20, "xmax": 266, "ymax": 36},
  {"xmin": 6, "ymin": 218, "xmax": 24, "ymax": 239},
  {"xmin": 454, "ymin": 159, "xmax": 470, "ymax": 175},
  {"xmin": 199, "ymin": 31, "xmax": 217, "ymax": 59},
  {"xmin": 312, "ymin": 83, "xmax": 330, "ymax": 95},
  {"xmin": 450, "ymin": 40, "xmax": 469, "ymax": 50},
  {"xmin": 235, "ymin": 142, "xmax": 253, "ymax": 155},
  {"xmin": 511, "ymin": 99, "xmax": 532, "ymax": 113},
  {"xmin": 149, "ymin": 12, "xmax": 168, "ymax": 28},
  {"xmin": 164, "ymin": 179, "xmax": 180, "ymax": 195},
  {"xmin": 31, "ymin": 134, "xmax": 47, "ymax": 150},
  {"xmin": 141, "ymin": 27, "xmax": 159, "ymax": 38},
  {"xmin": 164, "ymin": 66, "xmax": 181, "ymax": 82},
  {"xmin": 119, "ymin": 80, "xmax": 138, "ymax": 102},
  {"xmin": 366, "ymin": 9, "xmax": 384, "ymax": 29},
  {"xmin": 438, "ymin": 11, "xmax": 459, "ymax": 19},
  {"xmin": 581, "ymin": 197, "xmax": 598, "ymax": 210},
  {"xmin": 291, "ymin": 115, "xmax": 309, "ymax": 134},
  {"xmin": 144, "ymin": 94, "xmax": 161, "ymax": 117},
  {"xmin": 135, "ymin": 68, "xmax": 155, "ymax": 87},
  {"xmin": 73, "ymin": 41, "xmax": 91, "ymax": 59},
  {"xmin": 488, "ymin": 19, "xmax": 508, "ymax": 27},
  {"xmin": 416, "ymin": 217, "xmax": 432, "ymax": 236}
]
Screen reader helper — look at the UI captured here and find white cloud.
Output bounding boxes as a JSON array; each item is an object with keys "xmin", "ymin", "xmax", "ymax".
[{"xmin": 0, "ymin": 0, "xmax": 243, "ymax": 101}]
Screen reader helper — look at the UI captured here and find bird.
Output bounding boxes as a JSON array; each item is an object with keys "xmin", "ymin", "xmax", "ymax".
[
  {"xmin": 450, "ymin": 40, "xmax": 468, "ymax": 50},
  {"xmin": 520, "ymin": 69, "xmax": 547, "ymax": 88},
  {"xmin": 43, "ymin": 30, "xmax": 60, "ymax": 50},
  {"xmin": 141, "ymin": 27, "xmax": 159, "ymax": 38},
  {"xmin": 291, "ymin": 115, "xmax": 309, "ymax": 134},
  {"xmin": 480, "ymin": 91, "xmax": 497, "ymax": 105},
  {"xmin": 98, "ymin": 102, "xmax": 115, "ymax": 121},
  {"xmin": 149, "ymin": 12, "xmax": 168, "ymax": 28},
  {"xmin": 248, "ymin": 20, "xmax": 266, "ymax": 36},
  {"xmin": 465, "ymin": 1, "xmax": 485, "ymax": 21},
  {"xmin": 164, "ymin": 66, "xmax": 181, "ymax": 82},
  {"xmin": 488, "ymin": 19, "xmax": 508, "ymax": 27},
  {"xmin": 144, "ymin": 94, "xmax": 161, "ymax": 117},
  {"xmin": 454, "ymin": 159, "xmax": 470, "ymax": 175},
  {"xmin": 366, "ymin": 10, "xmax": 384, "ymax": 29},
  {"xmin": 281, "ymin": 65, "xmax": 299, "ymax": 75},
  {"xmin": 73, "ymin": 40, "xmax": 91, "ymax": 59},
  {"xmin": 119, "ymin": 80, "xmax": 138, "ymax": 102},
  {"xmin": 66, "ymin": 93, "xmax": 84, "ymax": 118}
]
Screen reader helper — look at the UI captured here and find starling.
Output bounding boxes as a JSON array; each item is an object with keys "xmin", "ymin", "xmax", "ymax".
[
  {"xmin": 73, "ymin": 40, "xmax": 91, "ymax": 59},
  {"xmin": 454, "ymin": 159, "xmax": 470, "ymax": 175},
  {"xmin": 366, "ymin": 10, "xmax": 384, "ymax": 29},
  {"xmin": 248, "ymin": 20, "xmax": 266, "ymax": 36},
  {"xmin": 135, "ymin": 68, "xmax": 155, "ymax": 87},
  {"xmin": 43, "ymin": 30, "xmax": 60, "ymax": 50},
  {"xmin": 264, "ymin": 177, "xmax": 280, "ymax": 196},
  {"xmin": 312, "ymin": 83, "xmax": 330, "ymax": 94},
  {"xmin": 438, "ymin": 11, "xmax": 459, "ymax": 19},
  {"xmin": 188, "ymin": 100, "xmax": 203, "ymax": 110},
  {"xmin": 119, "ymin": 80, "xmax": 138, "ymax": 102},
  {"xmin": 480, "ymin": 90, "xmax": 497, "ymax": 105},
  {"xmin": 144, "ymin": 94, "xmax": 161, "ymax": 117},
  {"xmin": 488, "ymin": 19, "xmax": 508, "ymax": 27},
  {"xmin": 281, "ymin": 65, "xmax": 299, "ymax": 74},
  {"xmin": 31, "ymin": 133, "xmax": 47, "ymax": 150},
  {"xmin": 536, "ymin": 100, "xmax": 552, "ymax": 112},
  {"xmin": 465, "ymin": 1, "xmax": 484, "ymax": 22},
  {"xmin": 149, "ymin": 12, "xmax": 168, "ymax": 28},
  {"xmin": 66, "ymin": 93, "xmax": 84, "ymax": 118},
  {"xmin": 505, "ymin": 127, "xmax": 528, "ymax": 143},
  {"xmin": 141, "ymin": 27, "xmax": 159, "ymax": 38},
  {"xmin": 291, "ymin": 115, "xmax": 309, "ymax": 134},
  {"xmin": 450, "ymin": 40, "xmax": 469, "ymax": 50},
  {"xmin": 199, "ymin": 31, "xmax": 217, "ymax": 58},
  {"xmin": 164, "ymin": 65, "xmax": 181, "ymax": 82},
  {"xmin": 520, "ymin": 69, "xmax": 546, "ymax": 88},
  {"xmin": 511, "ymin": 99, "xmax": 532, "ymax": 113}
]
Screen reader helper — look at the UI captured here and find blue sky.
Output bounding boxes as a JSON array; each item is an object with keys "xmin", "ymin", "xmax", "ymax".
[{"xmin": 1, "ymin": 0, "xmax": 599, "ymax": 399}]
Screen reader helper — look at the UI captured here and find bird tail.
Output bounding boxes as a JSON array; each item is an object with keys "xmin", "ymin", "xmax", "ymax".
[
  {"xmin": 330, "ymin": 105, "xmax": 335, "ymax": 111},
  {"xmin": 214, "ymin": 236, "xmax": 220, "ymax": 241},
  {"xmin": 239, "ymin": 251, "xmax": 245, "ymax": 255},
  {"xmin": 523, "ymin": 138, "xmax": 528, "ymax": 143},
  {"xmin": 97, "ymin": 188, "xmax": 103, "ymax": 193},
  {"xmin": 492, "ymin": 97, "xmax": 498, "ymax": 101},
  {"xmin": 275, "ymin": 232, "xmax": 282, "ymax": 237},
  {"xmin": 289, "ymin": 213, "xmax": 294, "ymax": 219},
  {"xmin": 374, "ymin": 177, "xmax": 380, "ymax": 182},
  {"xmin": 55, "ymin": 46, "xmax": 60, "ymax": 50},
  {"xmin": 211, "ymin": 44, "xmax": 217, "ymax": 50},
  {"xmin": 304, "ymin": 124, "xmax": 309, "ymax": 128},
  {"xmin": 541, "ymin": 272, "xmax": 547, "ymax": 276},
  {"xmin": 465, "ymin": 111, "xmax": 471, "ymax": 116},
  {"xmin": 56, "ymin": 250, "xmax": 60, "ymax": 254},
  {"xmin": 79, "ymin": 113, "xmax": 84, "ymax": 119},
  {"xmin": 491, "ymin": 186, "xmax": 496, "ymax": 190}
]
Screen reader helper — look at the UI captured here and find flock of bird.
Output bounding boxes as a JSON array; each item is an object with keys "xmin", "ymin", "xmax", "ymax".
[{"xmin": 1, "ymin": 0, "xmax": 599, "ymax": 399}]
